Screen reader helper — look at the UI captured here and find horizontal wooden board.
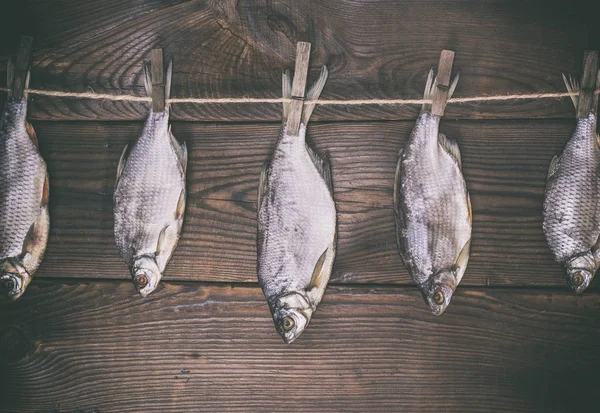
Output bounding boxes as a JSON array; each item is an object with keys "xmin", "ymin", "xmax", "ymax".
[
  {"xmin": 1, "ymin": 0, "xmax": 598, "ymax": 121},
  {"xmin": 28, "ymin": 119, "xmax": 600, "ymax": 289},
  {"xmin": 0, "ymin": 280, "xmax": 599, "ymax": 412}
]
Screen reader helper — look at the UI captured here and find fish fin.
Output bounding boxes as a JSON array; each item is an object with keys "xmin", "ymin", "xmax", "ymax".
[
  {"xmin": 301, "ymin": 65, "xmax": 328, "ymax": 126},
  {"xmin": 155, "ymin": 223, "xmax": 180, "ymax": 271},
  {"xmin": 452, "ymin": 238, "xmax": 471, "ymax": 283},
  {"xmin": 562, "ymin": 73, "xmax": 579, "ymax": 111},
  {"xmin": 175, "ymin": 189, "xmax": 186, "ymax": 220},
  {"xmin": 143, "ymin": 64, "xmax": 152, "ymax": 98},
  {"xmin": 306, "ymin": 144, "xmax": 333, "ymax": 193},
  {"xmin": 282, "ymin": 69, "xmax": 292, "ymax": 122},
  {"xmin": 393, "ymin": 149, "xmax": 404, "ymax": 212},
  {"xmin": 179, "ymin": 141, "xmax": 188, "ymax": 174},
  {"xmin": 596, "ymin": 134, "xmax": 600, "ymax": 149},
  {"xmin": 41, "ymin": 173, "xmax": 50, "ymax": 208},
  {"xmin": 7, "ymin": 58, "xmax": 14, "ymax": 95},
  {"xmin": 258, "ymin": 160, "xmax": 270, "ymax": 210},
  {"xmin": 547, "ymin": 155, "xmax": 561, "ymax": 181},
  {"xmin": 116, "ymin": 144, "xmax": 129, "ymax": 184},
  {"xmin": 306, "ymin": 243, "xmax": 336, "ymax": 292},
  {"xmin": 466, "ymin": 192, "xmax": 472, "ymax": 225},
  {"xmin": 25, "ymin": 122, "xmax": 38, "ymax": 147},
  {"xmin": 21, "ymin": 205, "xmax": 50, "ymax": 269},
  {"xmin": 437, "ymin": 133, "xmax": 462, "ymax": 168},
  {"xmin": 393, "ymin": 149, "xmax": 408, "ymax": 265},
  {"xmin": 156, "ymin": 224, "xmax": 174, "ymax": 257},
  {"xmin": 168, "ymin": 126, "xmax": 187, "ymax": 173}
]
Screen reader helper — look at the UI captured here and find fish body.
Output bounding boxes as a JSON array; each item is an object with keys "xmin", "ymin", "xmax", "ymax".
[
  {"xmin": 258, "ymin": 67, "xmax": 336, "ymax": 343},
  {"xmin": 0, "ymin": 71, "xmax": 50, "ymax": 300},
  {"xmin": 113, "ymin": 61, "xmax": 187, "ymax": 297},
  {"xmin": 394, "ymin": 69, "xmax": 471, "ymax": 315},
  {"xmin": 543, "ymin": 74, "xmax": 600, "ymax": 293}
]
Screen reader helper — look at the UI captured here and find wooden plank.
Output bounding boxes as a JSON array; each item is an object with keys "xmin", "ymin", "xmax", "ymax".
[
  {"xmin": 0, "ymin": 280, "xmax": 599, "ymax": 412},
  {"xmin": 26, "ymin": 119, "xmax": 596, "ymax": 288},
  {"xmin": 0, "ymin": 0, "xmax": 597, "ymax": 121}
]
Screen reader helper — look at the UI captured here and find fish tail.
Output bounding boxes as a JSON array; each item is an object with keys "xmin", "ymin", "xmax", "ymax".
[
  {"xmin": 301, "ymin": 65, "xmax": 328, "ymax": 125},
  {"xmin": 143, "ymin": 64, "xmax": 152, "ymax": 98},
  {"xmin": 420, "ymin": 68, "xmax": 435, "ymax": 113},
  {"xmin": 282, "ymin": 69, "xmax": 292, "ymax": 120},
  {"xmin": 421, "ymin": 68, "xmax": 459, "ymax": 115},
  {"xmin": 165, "ymin": 59, "xmax": 173, "ymax": 104},
  {"xmin": 562, "ymin": 73, "xmax": 580, "ymax": 110}
]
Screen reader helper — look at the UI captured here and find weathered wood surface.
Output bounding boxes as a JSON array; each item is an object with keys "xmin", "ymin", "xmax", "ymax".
[
  {"xmin": 30, "ymin": 119, "xmax": 598, "ymax": 289},
  {"xmin": 1, "ymin": 0, "xmax": 598, "ymax": 121},
  {"xmin": 0, "ymin": 281, "xmax": 599, "ymax": 413}
]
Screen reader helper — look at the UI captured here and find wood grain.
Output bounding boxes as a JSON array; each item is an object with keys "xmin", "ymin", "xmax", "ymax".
[
  {"xmin": 24, "ymin": 119, "xmax": 599, "ymax": 289},
  {"xmin": 0, "ymin": 280, "xmax": 599, "ymax": 413},
  {"xmin": 0, "ymin": 0, "xmax": 598, "ymax": 121}
]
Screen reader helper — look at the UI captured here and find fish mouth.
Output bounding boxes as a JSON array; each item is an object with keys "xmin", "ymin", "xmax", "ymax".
[
  {"xmin": 567, "ymin": 270, "xmax": 592, "ymax": 294},
  {"xmin": 423, "ymin": 283, "xmax": 454, "ymax": 316},
  {"xmin": 273, "ymin": 307, "xmax": 310, "ymax": 344},
  {"xmin": 0, "ymin": 274, "xmax": 23, "ymax": 300}
]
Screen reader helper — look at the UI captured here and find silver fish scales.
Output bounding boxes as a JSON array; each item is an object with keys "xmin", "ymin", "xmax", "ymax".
[
  {"xmin": 113, "ymin": 60, "xmax": 187, "ymax": 297},
  {"xmin": 0, "ymin": 67, "xmax": 50, "ymax": 300},
  {"xmin": 543, "ymin": 73, "xmax": 600, "ymax": 293},
  {"xmin": 257, "ymin": 67, "xmax": 336, "ymax": 343},
  {"xmin": 394, "ymin": 69, "xmax": 472, "ymax": 315}
]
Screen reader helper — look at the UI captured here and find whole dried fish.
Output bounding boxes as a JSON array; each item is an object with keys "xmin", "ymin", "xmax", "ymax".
[
  {"xmin": 394, "ymin": 69, "xmax": 471, "ymax": 315},
  {"xmin": 113, "ymin": 60, "xmax": 187, "ymax": 297},
  {"xmin": 543, "ymin": 72, "xmax": 600, "ymax": 293},
  {"xmin": 0, "ymin": 66, "xmax": 50, "ymax": 300},
  {"xmin": 257, "ymin": 67, "xmax": 336, "ymax": 343}
]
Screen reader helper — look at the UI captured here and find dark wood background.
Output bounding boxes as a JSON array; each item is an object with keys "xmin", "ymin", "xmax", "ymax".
[{"xmin": 1, "ymin": 1, "xmax": 600, "ymax": 412}]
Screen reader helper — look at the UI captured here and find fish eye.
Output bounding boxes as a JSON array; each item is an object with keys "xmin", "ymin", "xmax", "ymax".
[
  {"xmin": 433, "ymin": 290, "xmax": 445, "ymax": 305},
  {"xmin": 134, "ymin": 273, "xmax": 149, "ymax": 288},
  {"xmin": 282, "ymin": 316, "xmax": 295, "ymax": 331},
  {"xmin": 571, "ymin": 272, "xmax": 585, "ymax": 287}
]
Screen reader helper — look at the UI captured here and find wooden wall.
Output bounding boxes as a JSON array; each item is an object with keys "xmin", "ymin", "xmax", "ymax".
[{"xmin": 1, "ymin": 1, "xmax": 599, "ymax": 412}]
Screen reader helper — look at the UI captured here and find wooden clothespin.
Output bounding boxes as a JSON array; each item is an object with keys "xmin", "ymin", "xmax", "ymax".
[
  {"xmin": 576, "ymin": 51, "xmax": 599, "ymax": 118},
  {"xmin": 10, "ymin": 36, "xmax": 33, "ymax": 100},
  {"xmin": 286, "ymin": 42, "xmax": 312, "ymax": 135},
  {"xmin": 151, "ymin": 49, "xmax": 166, "ymax": 112},
  {"xmin": 431, "ymin": 50, "xmax": 455, "ymax": 117}
]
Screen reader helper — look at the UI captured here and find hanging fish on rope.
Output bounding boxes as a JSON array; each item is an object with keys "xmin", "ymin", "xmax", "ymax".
[
  {"xmin": 113, "ymin": 50, "xmax": 187, "ymax": 297},
  {"xmin": 1, "ymin": 38, "xmax": 50, "ymax": 301},
  {"xmin": 543, "ymin": 52, "xmax": 600, "ymax": 294},
  {"xmin": 257, "ymin": 43, "xmax": 336, "ymax": 343},
  {"xmin": 394, "ymin": 51, "xmax": 472, "ymax": 315}
]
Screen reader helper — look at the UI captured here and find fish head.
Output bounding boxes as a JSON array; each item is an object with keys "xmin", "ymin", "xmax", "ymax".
[
  {"xmin": 566, "ymin": 254, "xmax": 595, "ymax": 294},
  {"xmin": 0, "ymin": 259, "xmax": 30, "ymax": 301},
  {"xmin": 130, "ymin": 256, "xmax": 162, "ymax": 297},
  {"xmin": 271, "ymin": 292, "xmax": 312, "ymax": 344},
  {"xmin": 421, "ymin": 271, "xmax": 456, "ymax": 316}
]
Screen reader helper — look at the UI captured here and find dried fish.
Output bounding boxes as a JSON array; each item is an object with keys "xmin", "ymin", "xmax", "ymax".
[
  {"xmin": 113, "ymin": 60, "xmax": 187, "ymax": 297},
  {"xmin": 543, "ymin": 72, "xmax": 600, "ymax": 293},
  {"xmin": 0, "ymin": 65, "xmax": 50, "ymax": 300},
  {"xmin": 394, "ymin": 69, "xmax": 471, "ymax": 315},
  {"xmin": 257, "ymin": 67, "xmax": 336, "ymax": 343}
]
